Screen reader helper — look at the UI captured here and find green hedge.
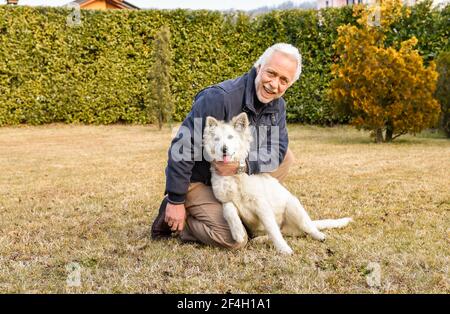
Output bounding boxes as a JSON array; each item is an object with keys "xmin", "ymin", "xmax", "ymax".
[{"xmin": 0, "ymin": 2, "xmax": 448, "ymax": 126}]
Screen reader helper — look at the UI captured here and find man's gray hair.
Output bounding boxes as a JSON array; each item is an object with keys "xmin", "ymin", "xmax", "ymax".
[{"xmin": 253, "ymin": 43, "xmax": 302, "ymax": 83}]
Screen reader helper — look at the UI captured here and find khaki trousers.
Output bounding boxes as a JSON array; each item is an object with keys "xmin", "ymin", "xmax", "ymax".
[{"xmin": 179, "ymin": 149, "xmax": 295, "ymax": 249}]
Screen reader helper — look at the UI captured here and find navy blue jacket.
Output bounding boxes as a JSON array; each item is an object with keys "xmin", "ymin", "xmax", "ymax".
[{"xmin": 165, "ymin": 67, "xmax": 289, "ymax": 204}]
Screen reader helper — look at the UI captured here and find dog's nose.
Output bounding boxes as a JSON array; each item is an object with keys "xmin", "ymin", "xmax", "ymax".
[{"xmin": 221, "ymin": 145, "xmax": 228, "ymax": 154}]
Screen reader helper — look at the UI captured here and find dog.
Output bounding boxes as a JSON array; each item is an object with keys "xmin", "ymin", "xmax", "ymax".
[{"xmin": 203, "ymin": 112, "xmax": 352, "ymax": 254}]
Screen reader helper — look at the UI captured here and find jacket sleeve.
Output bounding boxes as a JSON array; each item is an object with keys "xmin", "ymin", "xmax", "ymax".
[
  {"xmin": 164, "ymin": 88, "xmax": 226, "ymax": 204},
  {"xmin": 247, "ymin": 101, "xmax": 289, "ymax": 175}
]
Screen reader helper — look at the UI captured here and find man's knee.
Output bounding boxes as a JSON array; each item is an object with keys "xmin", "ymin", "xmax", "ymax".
[
  {"xmin": 183, "ymin": 217, "xmax": 248, "ymax": 250},
  {"xmin": 181, "ymin": 226, "xmax": 248, "ymax": 250}
]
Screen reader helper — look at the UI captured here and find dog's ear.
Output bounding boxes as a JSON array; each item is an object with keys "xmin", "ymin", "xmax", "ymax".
[
  {"xmin": 232, "ymin": 112, "xmax": 249, "ymax": 132},
  {"xmin": 205, "ymin": 116, "xmax": 219, "ymax": 130}
]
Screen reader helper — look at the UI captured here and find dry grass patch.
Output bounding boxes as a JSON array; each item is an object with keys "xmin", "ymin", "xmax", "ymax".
[{"xmin": 0, "ymin": 124, "xmax": 448, "ymax": 293}]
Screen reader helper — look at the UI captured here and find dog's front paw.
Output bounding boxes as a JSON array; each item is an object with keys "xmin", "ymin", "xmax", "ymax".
[{"xmin": 231, "ymin": 226, "xmax": 247, "ymax": 244}]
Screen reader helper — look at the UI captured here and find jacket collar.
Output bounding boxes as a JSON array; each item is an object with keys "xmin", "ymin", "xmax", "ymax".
[{"xmin": 244, "ymin": 67, "xmax": 280, "ymax": 115}]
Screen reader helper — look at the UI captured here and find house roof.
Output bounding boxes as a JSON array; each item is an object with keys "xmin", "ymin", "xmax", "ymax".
[{"xmin": 71, "ymin": 0, "xmax": 140, "ymax": 10}]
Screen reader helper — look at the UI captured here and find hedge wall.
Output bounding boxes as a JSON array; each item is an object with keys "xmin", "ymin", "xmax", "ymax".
[{"xmin": 0, "ymin": 2, "xmax": 448, "ymax": 126}]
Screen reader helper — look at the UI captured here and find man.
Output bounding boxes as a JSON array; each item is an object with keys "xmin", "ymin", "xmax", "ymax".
[{"xmin": 151, "ymin": 43, "xmax": 302, "ymax": 249}]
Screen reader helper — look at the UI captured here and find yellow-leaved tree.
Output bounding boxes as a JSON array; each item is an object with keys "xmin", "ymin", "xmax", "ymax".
[{"xmin": 329, "ymin": 0, "xmax": 440, "ymax": 143}]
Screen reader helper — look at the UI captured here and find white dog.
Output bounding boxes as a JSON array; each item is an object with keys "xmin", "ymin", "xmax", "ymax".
[{"xmin": 203, "ymin": 112, "xmax": 352, "ymax": 255}]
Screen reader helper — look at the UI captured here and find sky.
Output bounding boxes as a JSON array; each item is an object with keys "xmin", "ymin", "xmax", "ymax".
[{"xmin": 4, "ymin": 0, "xmax": 317, "ymax": 10}]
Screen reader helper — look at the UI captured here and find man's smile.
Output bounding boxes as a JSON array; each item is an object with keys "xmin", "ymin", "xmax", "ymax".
[{"xmin": 263, "ymin": 85, "xmax": 276, "ymax": 95}]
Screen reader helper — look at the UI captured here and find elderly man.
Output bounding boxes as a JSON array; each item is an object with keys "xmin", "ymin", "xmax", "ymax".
[{"xmin": 151, "ymin": 43, "xmax": 302, "ymax": 249}]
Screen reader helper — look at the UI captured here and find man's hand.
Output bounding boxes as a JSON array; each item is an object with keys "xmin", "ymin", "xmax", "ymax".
[
  {"xmin": 212, "ymin": 161, "xmax": 239, "ymax": 176},
  {"xmin": 165, "ymin": 203, "xmax": 186, "ymax": 232}
]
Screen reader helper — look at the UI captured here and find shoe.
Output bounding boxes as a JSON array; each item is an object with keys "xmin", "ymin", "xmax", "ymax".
[{"xmin": 151, "ymin": 196, "xmax": 172, "ymax": 239}]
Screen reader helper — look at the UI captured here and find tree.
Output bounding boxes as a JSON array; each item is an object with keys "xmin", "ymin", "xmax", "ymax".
[
  {"xmin": 435, "ymin": 51, "xmax": 450, "ymax": 137},
  {"xmin": 329, "ymin": 0, "xmax": 440, "ymax": 143},
  {"xmin": 146, "ymin": 26, "xmax": 174, "ymax": 130}
]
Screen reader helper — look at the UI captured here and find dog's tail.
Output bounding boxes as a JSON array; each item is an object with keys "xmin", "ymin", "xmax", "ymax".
[{"xmin": 312, "ymin": 217, "xmax": 352, "ymax": 230}]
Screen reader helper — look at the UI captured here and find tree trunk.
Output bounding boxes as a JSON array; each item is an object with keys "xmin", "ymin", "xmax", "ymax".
[
  {"xmin": 385, "ymin": 123, "xmax": 394, "ymax": 142},
  {"xmin": 375, "ymin": 128, "xmax": 384, "ymax": 143},
  {"xmin": 158, "ymin": 110, "xmax": 163, "ymax": 130}
]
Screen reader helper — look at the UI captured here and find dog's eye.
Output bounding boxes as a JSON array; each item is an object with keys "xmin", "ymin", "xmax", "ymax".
[
  {"xmin": 227, "ymin": 135, "xmax": 233, "ymax": 139},
  {"xmin": 214, "ymin": 137, "xmax": 220, "ymax": 141}
]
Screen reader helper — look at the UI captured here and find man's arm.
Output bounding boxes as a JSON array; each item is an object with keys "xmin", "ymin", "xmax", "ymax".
[{"xmin": 165, "ymin": 87, "xmax": 227, "ymax": 204}]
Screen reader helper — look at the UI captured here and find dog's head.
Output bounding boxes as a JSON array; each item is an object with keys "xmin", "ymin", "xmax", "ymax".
[{"xmin": 203, "ymin": 112, "xmax": 252, "ymax": 163}]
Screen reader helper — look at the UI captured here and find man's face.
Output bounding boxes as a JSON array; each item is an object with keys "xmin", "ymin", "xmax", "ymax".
[{"xmin": 254, "ymin": 51, "xmax": 297, "ymax": 104}]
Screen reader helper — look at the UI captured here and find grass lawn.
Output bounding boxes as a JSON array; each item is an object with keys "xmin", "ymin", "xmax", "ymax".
[{"xmin": 0, "ymin": 124, "xmax": 448, "ymax": 293}]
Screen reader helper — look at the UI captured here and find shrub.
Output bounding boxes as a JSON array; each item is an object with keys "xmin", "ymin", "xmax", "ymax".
[{"xmin": 329, "ymin": 0, "xmax": 441, "ymax": 143}]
